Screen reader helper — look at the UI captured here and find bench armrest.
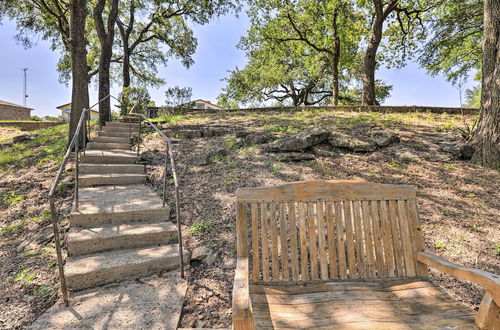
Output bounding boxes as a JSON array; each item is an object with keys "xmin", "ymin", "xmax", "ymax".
[
  {"xmin": 417, "ymin": 251, "xmax": 500, "ymax": 305},
  {"xmin": 232, "ymin": 257, "xmax": 254, "ymax": 329}
]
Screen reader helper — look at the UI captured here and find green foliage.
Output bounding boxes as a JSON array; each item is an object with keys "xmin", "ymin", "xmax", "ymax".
[
  {"xmin": 34, "ymin": 285, "xmax": 56, "ymax": 299},
  {"xmin": 165, "ymin": 86, "xmax": 193, "ymax": 109},
  {"xmin": 190, "ymin": 220, "xmax": 217, "ymax": 237},
  {"xmin": 33, "ymin": 210, "xmax": 52, "ymax": 224},
  {"xmin": 1, "ymin": 219, "xmax": 29, "ymax": 237},
  {"xmin": 0, "ymin": 124, "xmax": 68, "ymax": 172},
  {"xmin": 418, "ymin": 0, "xmax": 483, "ymax": 83},
  {"xmin": 118, "ymin": 87, "xmax": 153, "ymax": 116},
  {"xmin": 443, "ymin": 163, "xmax": 457, "ymax": 170},
  {"xmin": 434, "ymin": 241, "xmax": 446, "ymax": 249},
  {"xmin": 2, "ymin": 191, "xmax": 25, "ymax": 206},
  {"xmin": 216, "ymin": 93, "xmax": 239, "ymax": 109},
  {"xmin": 469, "ymin": 224, "xmax": 481, "ymax": 232},
  {"xmin": 14, "ymin": 268, "xmax": 36, "ymax": 287},
  {"xmin": 495, "ymin": 243, "xmax": 500, "ymax": 256},
  {"xmin": 225, "ymin": 137, "xmax": 238, "ymax": 150}
]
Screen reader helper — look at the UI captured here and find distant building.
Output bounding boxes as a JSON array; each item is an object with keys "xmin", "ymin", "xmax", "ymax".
[
  {"xmin": 0, "ymin": 100, "xmax": 32, "ymax": 120},
  {"xmin": 57, "ymin": 103, "xmax": 99, "ymax": 122},
  {"xmin": 191, "ymin": 99, "xmax": 222, "ymax": 110}
]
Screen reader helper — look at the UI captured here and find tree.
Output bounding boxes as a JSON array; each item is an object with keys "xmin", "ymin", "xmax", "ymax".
[
  {"xmin": 418, "ymin": 0, "xmax": 483, "ymax": 84},
  {"xmin": 165, "ymin": 86, "xmax": 193, "ymax": 108},
  {"xmin": 118, "ymin": 86, "xmax": 152, "ymax": 115},
  {"xmin": 93, "ymin": 0, "xmax": 119, "ymax": 126},
  {"xmin": 471, "ymin": 0, "xmax": 499, "ymax": 168},
  {"xmin": 216, "ymin": 93, "xmax": 239, "ymax": 109},
  {"xmin": 70, "ymin": 0, "xmax": 90, "ymax": 144},
  {"xmin": 360, "ymin": 0, "xmax": 433, "ymax": 105}
]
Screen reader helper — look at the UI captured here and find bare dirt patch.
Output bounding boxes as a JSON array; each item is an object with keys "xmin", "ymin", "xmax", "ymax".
[{"xmin": 141, "ymin": 109, "xmax": 499, "ymax": 328}]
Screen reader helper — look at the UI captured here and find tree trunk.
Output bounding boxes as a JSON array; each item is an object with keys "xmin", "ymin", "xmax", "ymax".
[
  {"xmin": 93, "ymin": 0, "xmax": 119, "ymax": 127},
  {"xmin": 123, "ymin": 50, "xmax": 131, "ymax": 88},
  {"xmin": 471, "ymin": 0, "xmax": 500, "ymax": 168},
  {"xmin": 331, "ymin": 8, "xmax": 340, "ymax": 105},
  {"xmin": 362, "ymin": 15, "xmax": 383, "ymax": 106},
  {"xmin": 69, "ymin": 0, "xmax": 89, "ymax": 145}
]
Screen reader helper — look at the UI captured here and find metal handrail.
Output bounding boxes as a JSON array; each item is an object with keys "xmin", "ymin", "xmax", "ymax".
[
  {"xmin": 128, "ymin": 112, "xmax": 185, "ymax": 278},
  {"xmin": 48, "ymin": 94, "xmax": 115, "ymax": 305}
]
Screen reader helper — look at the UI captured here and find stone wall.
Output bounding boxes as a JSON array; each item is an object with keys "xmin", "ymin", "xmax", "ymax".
[
  {"xmin": 0, "ymin": 121, "xmax": 64, "ymax": 131},
  {"xmin": 0, "ymin": 105, "xmax": 32, "ymax": 120},
  {"xmin": 187, "ymin": 105, "xmax": 479, "ymax": 115}
]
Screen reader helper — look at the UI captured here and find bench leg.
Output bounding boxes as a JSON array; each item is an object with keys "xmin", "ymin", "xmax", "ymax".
[{"xmin": 476, "ymin": 292, "xmax": 500, "ymax": 329}]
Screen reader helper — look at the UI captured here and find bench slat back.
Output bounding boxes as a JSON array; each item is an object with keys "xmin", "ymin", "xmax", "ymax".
[{"xmin": 236, "ymin": 181, "xmax": 426, "ymax": 283}]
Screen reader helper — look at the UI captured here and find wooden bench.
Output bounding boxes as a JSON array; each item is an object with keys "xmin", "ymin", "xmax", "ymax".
[{"xmin": 232, "ymin": 181, "xmax": 500, "ymax": 329}]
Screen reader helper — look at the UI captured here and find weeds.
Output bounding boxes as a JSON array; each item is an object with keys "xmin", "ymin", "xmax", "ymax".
[
  {"xmin": 34, "ymin": 285, "xmax": 56, "ymax": 299},
  {"xmin": 434, "ymin": 241, "xmax": 447, "ymax": 249},
  {"xmin": 443, "ymin": 163, "xmax": 457, "ymax": 170},
  {"xmin": 495, "ymin": 243, "xmax": 500, "ymax": 256},
  {"xmin": 190, "ymin": 220, "xmax": 217, "ymax": 237},
  {"xmin": 15, "ymin": 268, "xmax": 36, "ymax": 287},
  {"xmin": 2, "ymin": 190, "xmax": 25, "ymax": 206},
  {"xmin": 225, "ymin": 137, "xmax": 238, "ymax": 150},
  {"xmin": 1, "ymin": 219, "xmax": 29, "ymax": 237},
  {"xmin": 469, "ymin": 224, "xmax": 481, "ymax": 232}
]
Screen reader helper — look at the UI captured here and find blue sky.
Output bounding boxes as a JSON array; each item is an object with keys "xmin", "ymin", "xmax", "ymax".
[{"xmin": 0, "ymin": 12, "xmax": 474, "ymax": 118}]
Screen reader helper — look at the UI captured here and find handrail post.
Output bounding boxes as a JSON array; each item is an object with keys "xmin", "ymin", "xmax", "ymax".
[
  {"xmin": 174, "ymin": 184, "xmax": 185, "ymax": 278},
  {"xmin": 74, "ymin": 129, "xmax": 79, "ymax": 211},
  {"xmin": 163, "ymin": 146, "xmax": 167, "ymax": 208},
  {"xmin": 50, "ymin": 198, "xmax": 69, "ymax": 305},
  {"xmin": 136, "ymin": 118, "xmax": 142, "ymax": 157}
]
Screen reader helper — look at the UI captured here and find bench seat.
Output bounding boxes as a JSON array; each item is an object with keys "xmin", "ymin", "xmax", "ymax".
[{"xmin": 250, "ymin": 278, "xmax": 476, "ymax": 329}]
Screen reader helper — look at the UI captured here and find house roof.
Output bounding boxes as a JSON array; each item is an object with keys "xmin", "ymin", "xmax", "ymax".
[
  {"xmin": 57, "ymin": 102, "xmax": 98, "ymax": 113},
  {"xmin": 0, "ymin": 100, "xmax": 33, "ymax": 110},
  {"xmin": 193, "ymin": 99, "xmax": 222, "ymax": 109}
]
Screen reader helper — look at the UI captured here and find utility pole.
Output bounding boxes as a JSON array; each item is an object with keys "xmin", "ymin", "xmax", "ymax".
[{"xmin": 23, "ymin": 68, "xmax": 28, "ymax": 106}]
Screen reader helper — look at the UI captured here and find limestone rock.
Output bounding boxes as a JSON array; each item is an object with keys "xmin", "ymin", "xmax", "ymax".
[
  {"xmin": 193, "ymin": 154, "xmax": 210, "ymax": 166},
  {"xmin": 244, "ymin": 131, "xmax": 275, "ymax": 145},
  {"xmin": 13, "ymin": 134, "xmax": 39, "ymax": 143},
  {"xmin": 277, "ymin": 152, "xmax": 315, "ymax": 162},
  {"xmin": 265, "ymin": 128, "xmax": 331, "ymax": 152},
  {"xmin": 191, "ymin": 246, "xmax": 210, "ymax": 261},
  {"xmin": 311, "ymin": 144, "xmax": 338, "ymax": 158},
  {"xmin": 328, "ymin": 132, "xmax": 376, "ymax": 152},
  {"xmin": 222, "ymin": 257, "xmax": 237, "ymax": 270},
  {"xmin": 371, "ymin": 129, "xmax": 398, "ymax": 147}
]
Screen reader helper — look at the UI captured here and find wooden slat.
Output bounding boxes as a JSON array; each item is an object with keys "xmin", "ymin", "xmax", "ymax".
[
  {"xmin": 397, "ymin": 200, "xmax": 417, "ymax": 276},
  {"xmin": 343, "ymin": 201, "xmax": 357, "ymax": 279},
  {"xmin": 270, "ymin": 203, "xmax": 280, "ymax": 280},
  {"xmin": 361, "ymin": 201, "xmax": 376, "ymax": 278},
  {"xmin": 308, "ymin": 203, "xmax": 319, "ymax": 280},
  {"xmin": 407, "ymin": 199, "xmax": 428, "ymax": 276},
  {"xmin": 236, "ymin": 203, "xmax": 248, "ymax": 257},
  {"xmin": 335, "ymin": 201, "xmax": 347, "ymax": 279},
  {"xmin": 260, "ymin": 203, "xmax": 270, "ymax": 282},
  {"xmin": 236, "ymin": 181, "xmax": 417, "ymax": 203},
  {"xmin": 379, "ymin": 200, "xmax": 396, "ymax": 277},
  {"xmin": 352, "ymin": 201, "xmax": 366, "ymax": 278},
  {"xmin": 279, "ymin": 203, "xmax": 289, "ymax": 281},
  {"xmin": 388, "ymin": 200, "xmax": 405, "ymax": 277},
  {"xmin": 288, "ymin": 202, "xmax": 299, "ymax": 281},
  {"xmin": 370, "ymin": 201, "xmax": 386, "ymax": 277},
  {"xmin": 251, "ymin": 203, "xmax": 260, "ymax": 282},
  {"xmin": 325, "ymin": 202, "xmax": 338, "ymax": 279},
  {"xmin": 298, "ymin": 202, "xmax": 308, "ymax": 281},
  {"xmin": 316, "ymin": 202, "xmax": 329, "ymax": 280}
]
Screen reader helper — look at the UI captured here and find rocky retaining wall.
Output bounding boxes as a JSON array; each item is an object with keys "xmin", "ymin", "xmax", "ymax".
[
  {"xmin": 188, "ymin": 105, "xmax": 479, "ymax": 115},
  {"xmin": 0, "ymin": 121, "xmax": 64, "ymax": 131}
]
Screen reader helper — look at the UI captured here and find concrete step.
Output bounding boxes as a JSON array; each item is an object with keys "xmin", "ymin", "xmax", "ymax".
[
  {"xmin": 102, "ymin": 125, "xmax": 139, "ymax": 133},
  {"xmin": 78, "ymin": 173, "xmax": 146, "ymax": 186},
  {"xmin": 80, "ymin": 149, "xmax": 138, "ymax": 164},
  {"xmin": 65, "ymin": 244, "xmax": 189, "ymax": 290},
  {"xmin": 67, "ymin": 221, "xmax": 178, "ymax": 256},
  {"xmin": 106, "ymin": 122, "xmax": 140, "ymax": 129},
  {"xmin": 86, "ymin": 142, "xmax": 130, "ymax": 150},
  {"xmin": 97, "ymin": 130, "xmax": 135, "ymax": 138},
  {"xmin": 79, "ymin": 163, "xmax": 144, "ymax": 174},
  {"xmin": 91, "ymin": 136, "xmax": 130, "ymax": 144},
  {"xmin": 70, "ymin": 207, "xmax": 169, "ymax": 227}
]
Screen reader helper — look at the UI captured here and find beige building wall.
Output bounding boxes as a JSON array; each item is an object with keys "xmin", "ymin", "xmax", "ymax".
[{"xmin": 0, "ymin": 104, "xmax": 32, "ymax": 120}]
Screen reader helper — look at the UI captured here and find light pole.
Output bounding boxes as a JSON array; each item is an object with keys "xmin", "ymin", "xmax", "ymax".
[{"xmin": 23, "ymin": 68, "xmax": 28, "ymax": 106}]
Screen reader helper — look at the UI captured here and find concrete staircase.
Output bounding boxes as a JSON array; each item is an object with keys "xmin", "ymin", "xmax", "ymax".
[{"xmin": 66, "ymin": 121, "xmax": 188, "ymax": 291}]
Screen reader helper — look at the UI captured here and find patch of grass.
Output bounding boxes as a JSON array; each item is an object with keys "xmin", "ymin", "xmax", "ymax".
[
  {"xmin": 190, "ymin": 220, "xmax": 217, "ymax": 237},
  {"xmin": 34, "ymin": 285, "xmax": 56, "ymax": 299},
  {"xmin": 495, "ymin": 243, "xmax": 500, "ymax": 256},
  {"xmin": 469, "ymin": 224, "xmax": 481, "ymax": 232},
  {"xmin": 271, "ymin": 162, "xmax": 283, "ymax": 175},
  {"xmin": 262, "ymin": 123, "xmax": 297, "ymax": 134},
  {"xmin": 238, "ymin": 146, "xmax": 258, "ymax": 156},
  {"xmin": 56, "ymin": 180, "xmax": 72, "ymax": 192},
  {"xmin": 14, "ymin": 268, "xmax": 36, "ymax": 287},
  {"xmin": 443, "ymin": 163, "xmax": 457, "ymax": 170},
  {"xmin": 2, "ymin": 190, "xmax": 25, "ymax": 206},
  {"xmin": 466, "ymin": 193, "xmax": 476, "ymax": 199},
  {"xmin": 33, "ymin": 210, "xmax": 52, "ymax": 224},
  {"xmin": 389, "ymin": 160, "xmax": 400, "ymax": 168},
  {"xmin": 225, "ymin": 137, "xmax": 238, "ymax": 150},
  {"xmin": 434, "ymin": 241, "xmax": 447, "ymax": 249},
  {"xmin": 150, "ymin": 114, "xmax": 186, "ymax": 125},
  {"xmin": 436, "ymin": 121, "xmax": 456, "ymax": 132},
  {"xmin": 1, "ymin": 219, "xmax": 29, "ymax": 237},
  {"xmin": 0, "ymin": 124, "xmax": 68, "ymax": 171}
]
